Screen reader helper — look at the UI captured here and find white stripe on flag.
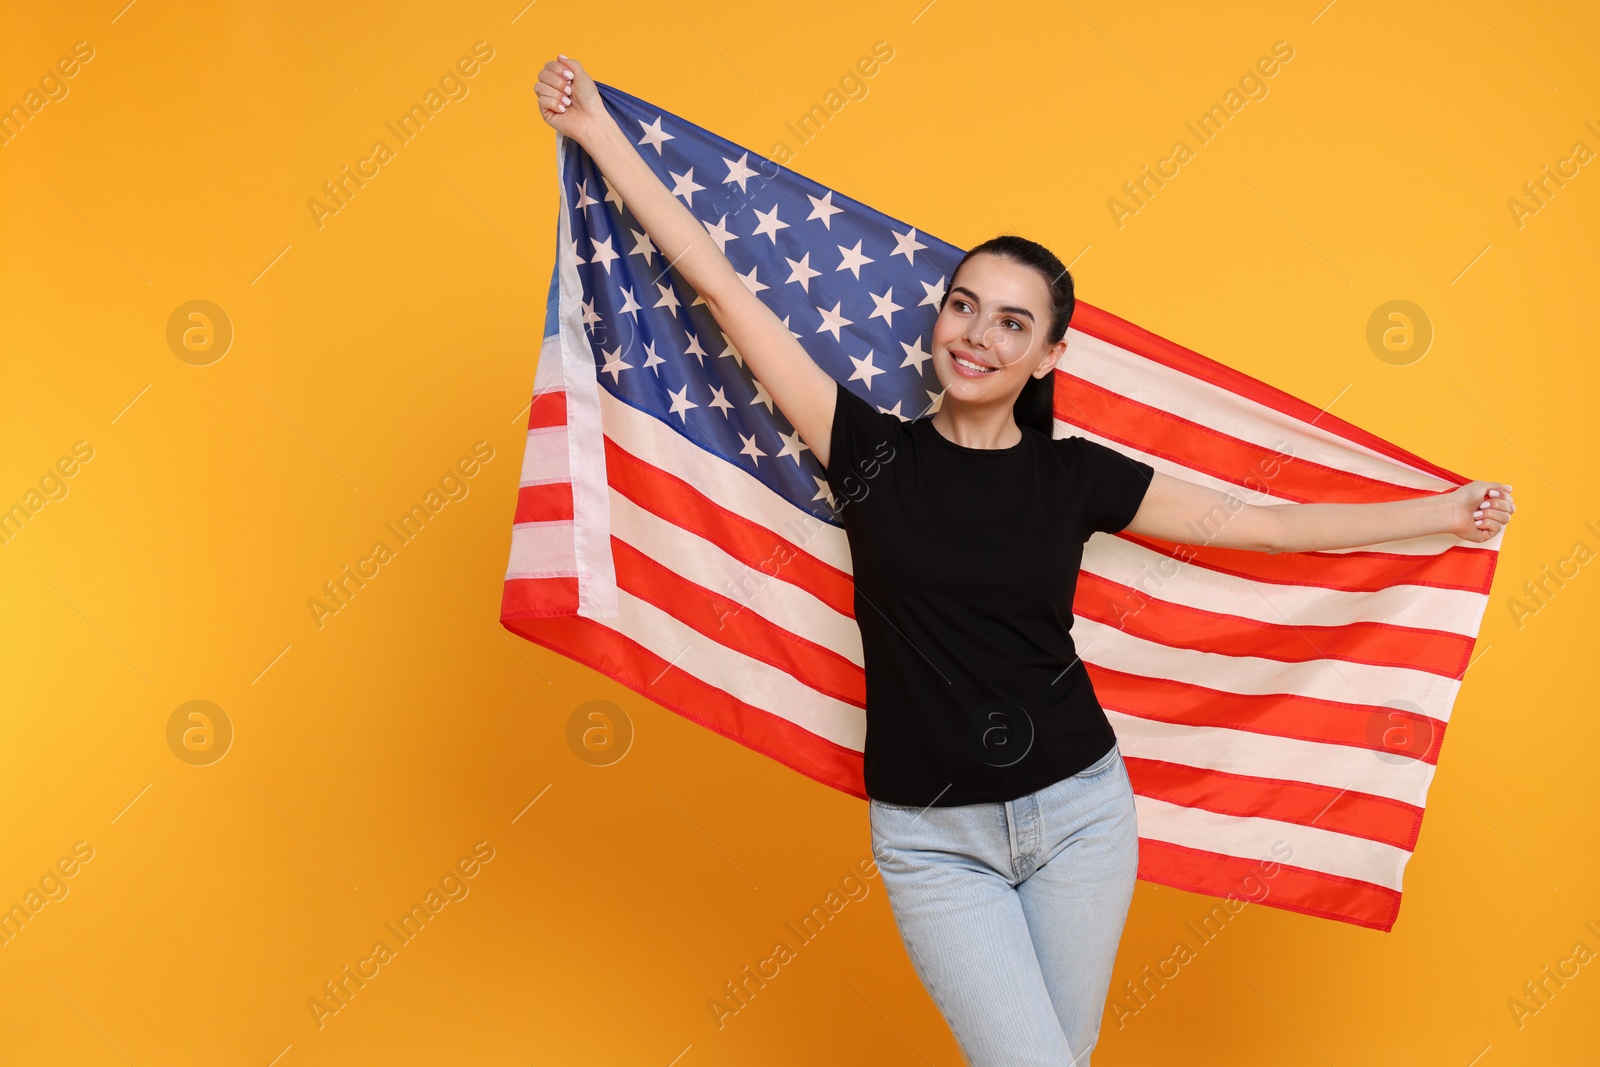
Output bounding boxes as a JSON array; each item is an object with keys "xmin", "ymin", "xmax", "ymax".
[
  {"xmin": 1082, "ymin": 534, "xmax": 1488, "ymax": 633},
  {"xmin": 1062, "ymin": 331, "xmax": 1450, "ymax": 491},
  {"xmin": 1077, "ymin": 619, "xmax": 1463, "ymax": 720},
  {"xmin": 1105, "ymin": 709, "xmax": 1436, "ymax": 807},
  {"xmin": 1133, "ymin": 794, "xmax": 1411, "ymax": 891},
  {"xmin": 519, "ymin": 423, "xmax": 570, "ymax": 486},
  {"xmin": 506, "ymin": 521, "xmax": 578, "ymax": 580}
]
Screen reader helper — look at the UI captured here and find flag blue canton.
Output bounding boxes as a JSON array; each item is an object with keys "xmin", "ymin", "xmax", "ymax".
[{"xmin": 564, "ymin": 81, "xmax": 968, "ymax": 523}]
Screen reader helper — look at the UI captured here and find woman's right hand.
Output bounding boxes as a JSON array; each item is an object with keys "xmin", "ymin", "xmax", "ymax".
[{"xmin": 536, "ymin": 55, "xmax": 607, "ymax": 145}]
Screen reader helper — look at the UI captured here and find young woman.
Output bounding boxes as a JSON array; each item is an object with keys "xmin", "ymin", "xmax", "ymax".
[{"xmin": 536, "ymin": 57, "xmax": 1516, "ymax": 1066}]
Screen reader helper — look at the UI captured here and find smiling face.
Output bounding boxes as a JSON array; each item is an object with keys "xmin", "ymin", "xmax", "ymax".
[{"xmin": 931, "ymin": 252, "xmax": 1066, "ymax": 401}]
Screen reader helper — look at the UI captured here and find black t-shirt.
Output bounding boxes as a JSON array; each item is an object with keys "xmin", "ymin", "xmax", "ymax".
[{"xmin": 825, "ymin": 379, "xmax": 1155, "ymax": 807}]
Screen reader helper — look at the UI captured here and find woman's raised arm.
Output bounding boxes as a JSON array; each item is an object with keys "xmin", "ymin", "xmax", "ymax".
[
  {"xmin": 536, "ymin": 56, "xmax": 841, "ymax": 468},
  {"xmin": 1124, "ymin": 471, "xmax": 1517, "ymax": 553}
]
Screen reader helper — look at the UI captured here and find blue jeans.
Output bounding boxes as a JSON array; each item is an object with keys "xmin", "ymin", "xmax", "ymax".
[{"xmin": 868, "ymin": 742, "xmax": 1139, "ymax": 1066}]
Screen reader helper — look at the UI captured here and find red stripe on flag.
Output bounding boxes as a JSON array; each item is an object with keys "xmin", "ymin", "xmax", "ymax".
[
  {"xmin": 513, "ymin": 482, "xmax": 575, "ymax": 524},
  {"xmin": 1069, "ymin": 301, "xmax": 1466, "ymax": 488},
  {"xmin": 604, "ymin": 435, "xmax": 857, "ymax": 619},
  {"xmin": 501, "ymin": 574, "xmax": 580, "ymax": 618},
  {"xmin": 500, "ymin": 610, "xmax": 867, "ymax": 798},
  {"xmin": 611, "ymin": 538, "xmax": 866, "ymax": 709},
  {"xmin": 1088, "ymin": 665, "xmax": 1446, "ymax": 763},
  {"xmin": 1125, "ymin": 757, "xmax": 1423, "ymax": 852},
  {"xmin": 1056, "ymin": 374, "xmax": 1427, "ymax": 504},
  {"xmin": 1135, "ymin": 837, "xmax": 1403, "ymax": 931},
  {"xmin": 1075, "ymin": 571, "xmax": 1475, "ymax": 678},
  {"xmin": 527, "ymin": 387, "xmax": 567, "ymax": 430},
  {"xmin": 1118, "ymin": 532, "xmax": 1497, "ymax": 597}
]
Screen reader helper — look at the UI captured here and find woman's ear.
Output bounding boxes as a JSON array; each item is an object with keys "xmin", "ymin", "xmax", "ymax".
[{"xmin": 1035, "ymin": 337, "xmax": 1069, "ymax": 378}]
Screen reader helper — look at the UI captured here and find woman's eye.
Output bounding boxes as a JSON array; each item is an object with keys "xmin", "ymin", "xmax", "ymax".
[{"xmin": 1004, "ymin": 319, "xmax": 1022, "ymax": 331}]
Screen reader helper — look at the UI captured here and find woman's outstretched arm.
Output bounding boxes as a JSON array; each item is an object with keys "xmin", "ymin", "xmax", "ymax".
[
  {"xmin": 535, "ymin": 56, "xmax": 841, "ymax": 467},
  {"xmin": 1124, "ymin": 471, "xmax": 1516, "ymax": 553}
]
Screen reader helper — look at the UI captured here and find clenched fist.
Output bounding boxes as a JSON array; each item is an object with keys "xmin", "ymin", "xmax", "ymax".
[{"xmin": 536, "ymin": 54, "xmax": 606, "ymax": 145}]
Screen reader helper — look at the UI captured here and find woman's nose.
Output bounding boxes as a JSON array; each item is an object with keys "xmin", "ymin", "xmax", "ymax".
[{"xmin": 965, "ymin": 317, "xmax": 1012, "ymax": 357}]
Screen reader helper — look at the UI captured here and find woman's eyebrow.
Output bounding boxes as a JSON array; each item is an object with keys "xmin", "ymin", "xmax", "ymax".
[{"xmin": 949, "ymin": 285, "xmax": 1035, "ymax": 322}]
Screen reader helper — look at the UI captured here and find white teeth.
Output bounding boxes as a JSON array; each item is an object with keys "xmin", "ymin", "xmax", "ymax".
[{"xmin": 954, "ymin": 355, "xmax": 995, "ymax": 372}]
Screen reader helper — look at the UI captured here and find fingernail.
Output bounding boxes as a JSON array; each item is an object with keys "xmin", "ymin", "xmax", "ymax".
[
  {"xmin": 558, "ymin": 53, "xmax": 568, "ymax": 58},
  {"xmin": 562, "ymin": 94, "xmax": 570, "ymax": 104},
  {"xmin": 1489, "ymin": 490, "xmax": 1499, "ymax": 497},
  {"xmin": 1473, "ymin": 511, "xmax": 1482, "ymax": 517}
]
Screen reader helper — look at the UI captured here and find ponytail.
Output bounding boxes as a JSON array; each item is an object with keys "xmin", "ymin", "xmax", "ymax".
[{"xmin": 1013, "ymin": 370, "xmax": 1056, "ymax": 439}]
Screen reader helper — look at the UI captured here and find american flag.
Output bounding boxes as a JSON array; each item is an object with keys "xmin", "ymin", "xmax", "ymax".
[{"xmin": 499, "ymin": 82, "xmax": 1501, "ymax": 932}]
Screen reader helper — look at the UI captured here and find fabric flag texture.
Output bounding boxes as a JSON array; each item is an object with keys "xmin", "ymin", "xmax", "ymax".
[{"xmin": 500, "ymin": 82, "xmax": 1502, "ymax": 932}]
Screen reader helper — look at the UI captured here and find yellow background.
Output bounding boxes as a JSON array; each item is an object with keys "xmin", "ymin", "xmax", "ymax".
[{"xmin": 2, "ymin": 0, "xmax": 1595, "ymax": 1063}]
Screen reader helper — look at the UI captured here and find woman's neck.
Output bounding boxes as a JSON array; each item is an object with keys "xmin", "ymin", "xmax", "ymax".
[{"xmin": 929, "ymin": 396, "xmax": 1023, "ymax": 450}]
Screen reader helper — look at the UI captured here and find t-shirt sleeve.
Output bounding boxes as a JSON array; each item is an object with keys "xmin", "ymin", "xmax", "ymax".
[
  {"xmin": 1069, "ymin": 436, "xmax": 1156, "ymax": 534},
  {"xmin": 825, "ymin": 379, "xmax": 901, "ymax": 506}
]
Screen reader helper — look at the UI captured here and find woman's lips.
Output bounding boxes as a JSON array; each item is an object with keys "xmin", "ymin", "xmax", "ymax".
[{"xmin": 949, "ymin": 349, "xmax": 998, "ymax": 377}]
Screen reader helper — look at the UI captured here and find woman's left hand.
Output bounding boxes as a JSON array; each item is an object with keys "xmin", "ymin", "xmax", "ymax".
[{"xmin": 1444, "ymin": 480, "xmax": 1516, "ymax": 543}]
